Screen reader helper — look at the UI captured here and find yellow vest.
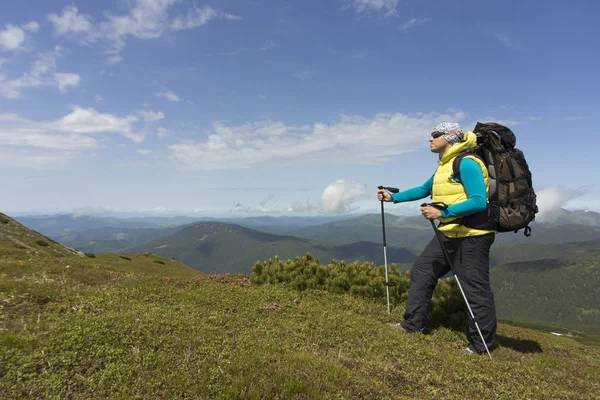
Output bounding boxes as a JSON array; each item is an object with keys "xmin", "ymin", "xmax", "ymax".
[{"xmin": 432, "ymin": 131, "xmax": 494, "ymax": 238}]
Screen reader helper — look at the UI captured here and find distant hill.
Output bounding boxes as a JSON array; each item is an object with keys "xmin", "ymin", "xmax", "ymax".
[
  {"xmin": 53, "ymin": 215, "xmax": 354, "ymax": 254},
  {"xmin": 492, "ymin": 256, "xmax": 600, "ymax": 333},
  {"xmin": 55, "ymin": 225, "xmax": 187, "ymax": 253},
  {"xmin": 491, "ymin": 238, "xmax": 600, "ymax": 266},
  {"xmin": 539, "ymin": 208, "xmax": 600, "ymax": 227},
  {"xmin": 123, "ymin": 222, "xmax": 416, "ymax": 273},
  {"xmin": 260, "ymin": 213, "xmax": 600, "ymax": 251},
  {"xmin": 263, "ymin": 213, "xmax": 433, "ymax": 251}
]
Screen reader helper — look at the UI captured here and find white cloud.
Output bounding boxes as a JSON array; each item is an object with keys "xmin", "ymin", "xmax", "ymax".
[
  {"xmin": 0, "ymin": 107, "xmax": 143, "ymax": 152},
  {"xmin": 321, "ymin": 180, "xmax": 367, "ymax": 214},
  {"xmin": 289, "ymin": 199, "xmax": 318, "ymax": 213},
  {"xmin": 106, "ymin": 55, "xmax": 123, "ymax": 65},
  {"xmin": 156, "ymin": 90, "xmax": 181, "ymax": 102},
  {"xmin": 48, "ymin": 1, "xmax": 241, "ymax": 58},
  {"xmin": 54, "ymin": 72, "xmax": 81, "ymax": 92},
  {"xmin": 229, "ymin": 197, "xmax": 287, "ymax": 214},
  {"xmin": 48, "ymin": 6, "xmax": 95, "ymax": 42},
  {"xmin": 168, "ymin": 110, "xmax": 466, "ymax": 171},
  {"xmin": 157, "ymin": 127, "xmax": 174, "ymax": 138},
  {"xmin": 400, "ymin": 18, "xmax": 429, "ymax": 31},
  {"xmin": 22, "ymin": 22, "xmax": 40, "ymax": 33},
  {"xmin": 139, "ymin": 110, "xmax": 165, "ymax": 122},
  {"xmin": 0, "ymin": 148, "xmax": 78, "ymax": 169},
  {"xmin": 535, "ymin": 186, "xmax": 587, "ymax": 222},
  {"xmin": 495, "ymin": 33, "xmax": 512, "ymax": 47},
  {"xmin": 95, "ymin": 95, "xmax": 103, "ymax": 102},
  {"xmin": 0, "ymin": 107, "xmax": 148, "ymax": 168},
  {"xmin": 171, "ymin": 5, "xmax": 241, "ymax": 30},
  {"xmin": 257, "ymin": 40, "xmax": 274, "ymax": 51},
  {"xmin": 137, "ymin": 149, "xmax": 153, "ymax": 156},
  {"xmin": 347, "ymin": 0, "xmax": 398, "ymax": 17},
  {"xmin": 0, "ymin": 25, "xmax": 26, "ymax": 51},
  {"xmin": 0, "ymin": 47, "xmax": 80, "ymax": 98},
  {"xmin": 0, "ymin": 130, "xmax": 97, "ymax": 151},
  {"xmin": 51, "ymin": 107, "xmax": 143, "ymax": 142}
]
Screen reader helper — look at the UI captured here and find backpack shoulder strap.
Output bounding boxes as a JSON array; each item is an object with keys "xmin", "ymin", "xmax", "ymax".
[{"xmin": 451, "ymin": 152, "xmax": 482, "ymax": 181}]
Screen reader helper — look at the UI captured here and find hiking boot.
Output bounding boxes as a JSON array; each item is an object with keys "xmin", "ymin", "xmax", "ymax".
[
  {"xmin": 387, "ymin": 322, "xmax": 416, "ymax": 333},
  {"xmin": 463, "ymin": 344, "xmax": 485, "ymax": 355}
]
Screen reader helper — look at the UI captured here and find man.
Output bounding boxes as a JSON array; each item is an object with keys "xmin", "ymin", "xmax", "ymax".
[{"xmin": 377, "ymin": 122, "xmax": 497, "ymax": 354}]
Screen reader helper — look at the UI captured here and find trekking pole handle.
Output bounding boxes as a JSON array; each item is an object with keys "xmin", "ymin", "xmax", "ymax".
[
  {"xmin": 378, "ymin": 186, "xmax": 399, "ymax": 194},
  {"xmin": 421, "ymin": 202, "xmax": 449, "ymax": 210}
]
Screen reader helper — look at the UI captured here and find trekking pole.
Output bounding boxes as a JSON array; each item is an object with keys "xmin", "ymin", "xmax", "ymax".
[
  {"xmin": 378, "ymin": 186, "xmax": 399, "ymax": 315},
  {"xmin": 422, "ymin": 202, "xmax": 493, "ymax": 360}
]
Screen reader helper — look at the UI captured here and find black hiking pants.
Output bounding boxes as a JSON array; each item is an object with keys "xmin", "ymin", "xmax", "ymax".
[{"xmin": 401, "ymin": 232, "xmax": 496, "ymax": 352}]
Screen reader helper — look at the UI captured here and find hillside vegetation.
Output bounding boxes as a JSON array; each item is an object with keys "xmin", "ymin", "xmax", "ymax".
[
  {"xmin": 1, "ymin": 213, "xmax": 599, "ymax": 398},
  {"xmin": 492, "ymin": 257, "xmax": 600, "ymax": 333}
]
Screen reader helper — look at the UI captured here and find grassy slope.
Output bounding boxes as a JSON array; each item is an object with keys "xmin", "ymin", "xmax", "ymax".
[{"xmin": 1, "ymin": 260, "xmax": 599, "ymax": 399}]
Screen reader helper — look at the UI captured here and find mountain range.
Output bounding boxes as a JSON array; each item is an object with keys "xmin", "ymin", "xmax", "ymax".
[{"xmin": 122, "ymin": 222, "xmax": 416, "ymax": 273}]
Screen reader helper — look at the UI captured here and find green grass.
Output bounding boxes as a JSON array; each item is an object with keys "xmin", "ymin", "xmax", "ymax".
[
  {"xmin": 1, "ymin": 256, "xmax": 599, "ymax": 399},
  {"xmin": 91, "ymin": 253, "xmax": 198, "ymax": 278}
]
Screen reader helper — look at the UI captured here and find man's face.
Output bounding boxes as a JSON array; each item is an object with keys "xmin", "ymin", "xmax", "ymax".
[{"xmin": 429, "ymin": 131, "xmax": 449, "ymax": 154}]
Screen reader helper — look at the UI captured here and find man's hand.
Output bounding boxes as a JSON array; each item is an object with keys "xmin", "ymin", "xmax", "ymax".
[
  {"xmin": 377, "ymin": 189, "xmax": 393, "ymax": 202},
  {"xmin": 420, "ymin": 205, "xmax": 442, "ymax": 220}
]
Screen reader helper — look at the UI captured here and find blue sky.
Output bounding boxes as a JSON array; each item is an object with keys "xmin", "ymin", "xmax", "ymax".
[{"xmin": 0, "ymin": 0, "xmax": 597, "ymax": 218}]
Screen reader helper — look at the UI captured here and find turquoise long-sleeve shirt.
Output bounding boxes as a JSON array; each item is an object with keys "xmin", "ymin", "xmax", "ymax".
[{"xmin": 391, "ymin": 158, "xmax": 488, "ymax": 219}]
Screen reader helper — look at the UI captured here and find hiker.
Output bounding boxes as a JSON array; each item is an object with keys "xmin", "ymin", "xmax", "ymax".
[{"xmin": 377, "ymin": 122, "xmax": 497, "ymax": 355}]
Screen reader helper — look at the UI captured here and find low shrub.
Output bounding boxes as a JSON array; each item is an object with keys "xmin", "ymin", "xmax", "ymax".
[{"xmin": 251, "ymin": 252, "xmax": 467, "ymax": 331}]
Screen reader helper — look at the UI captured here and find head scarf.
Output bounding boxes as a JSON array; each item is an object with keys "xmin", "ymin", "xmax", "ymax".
[{"xmin": 433, "ymin": 122, "xmax": 464, "ymax": 145}]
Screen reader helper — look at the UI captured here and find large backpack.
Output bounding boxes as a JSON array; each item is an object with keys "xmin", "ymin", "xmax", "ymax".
[{"xmin": 452, "ymin": 122, "xmax": 539, "ymax": 236}]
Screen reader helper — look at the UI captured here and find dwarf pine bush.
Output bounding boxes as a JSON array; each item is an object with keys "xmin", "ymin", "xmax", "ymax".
[{"xmin": 250, "ymin": 252, "xmax": 468, "ymax": 331}]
